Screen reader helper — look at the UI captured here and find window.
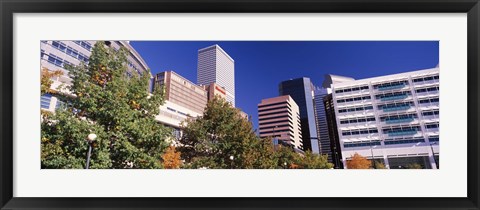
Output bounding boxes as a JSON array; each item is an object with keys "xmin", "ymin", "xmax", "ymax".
[
  {"xmin": 41, "ymin": 94, "xmax": 52, "ymax": 109},
  {"xmin": 47, "ymin": 54, "xmax": 63, "ymax": 67},
  {"xmin": 52, "ymin": 41, "xmax": 66, "ymax": 52},
  {"xmin": 74, "ymin": 41, "xmax": 92, "ymax": 51}
]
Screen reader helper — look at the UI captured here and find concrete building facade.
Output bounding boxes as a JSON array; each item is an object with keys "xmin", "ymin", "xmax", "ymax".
[
  {"xmin": 331, "ymin": 68, "xmax": 440, "ymax": 169},
  {"xmin": 153, "ymin": 71, "xmax": 208, "ymax": 136},
  {"xmin": 258, "ymin": 95, "xmax": 303, "ymax": 150}
]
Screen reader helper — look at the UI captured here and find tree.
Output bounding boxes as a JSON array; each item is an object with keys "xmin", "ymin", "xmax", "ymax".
[
  {"xmin": 406, "ymin": 163, "xmax": 423, "ymax": 169},
  {"xmin": 178, "ymin": 96, "xmax": 277, "ymax": 169},
  {"xmin": 41, "ymin": 67, "xmax": 63, "ymax": 95},
  {"xmin": 162, "ymin": 146, "xmax": 182, "ymax": 169},
  {"xmin": 41, "ymin": 41, "xmax": 172, "ymax": 169},
  {"xmin": 346, "ymin": 153, "xmax": 371, "ymax": 169},
  {"xmin": 294, "ymin": 151, "xmax": 333, "ymax": 169},
  {"xmin": 374, "ymin": 161, "xmax": 387, "ymax": 169}
]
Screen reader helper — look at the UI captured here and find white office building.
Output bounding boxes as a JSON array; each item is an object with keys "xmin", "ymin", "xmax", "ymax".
[
  {"xmin": 197, "ymin": 45, "xmax": 235, "ymax": 106},
  {"xmin": 331, "ymin": 67, "xmax": 439, "ymax": 169},
  {"xmin": 41, "ymin": 41, "xmax": 151, "ymax": 112}
]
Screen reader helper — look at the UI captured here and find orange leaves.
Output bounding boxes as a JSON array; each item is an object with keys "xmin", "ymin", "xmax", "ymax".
[
  {"xmin": 92, "ymin": 64, "xmax": 112, "ymax": 86},
  {"xmin": 162, "ymin": 146, "xmax": 182, "ymax": 169},
  {"xmin": 346, "ymin": 153, "xmax": 372, "ymax": 169},
  {"xmin": 41, "ymin": 67, "xmax": 63, "ymax": 95},
  {"xmin": 130, "ymin": 100, "xmax": 141, "ymax": 110}
]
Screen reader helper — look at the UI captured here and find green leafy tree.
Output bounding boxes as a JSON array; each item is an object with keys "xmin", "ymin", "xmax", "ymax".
[
  {"xmin": 294, "ymin": 151, "xmax": 333, "ymax": 169},
  {"xmin": 178, "ymin": 96, "xmax": 277, "ymax": 169},
  {"xmin": 41, "ymin": 41, "xmax": 171, "ymax": 169}
]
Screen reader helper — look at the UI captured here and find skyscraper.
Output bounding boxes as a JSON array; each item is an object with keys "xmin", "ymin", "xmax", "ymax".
[
  {"xmin": 258, "ymin": 95, "xmax": 303, "ymax": 150},
  {"xmin": 279, "ymin": 78, "xmax": 318, "ymax": 153},
  {"xmin": 197, "ymin": 45, "xmax": 235, "ymax": 106},
  {"xmin": 313, "ymin": 87, "xmax": 332, "ymax": 160}
]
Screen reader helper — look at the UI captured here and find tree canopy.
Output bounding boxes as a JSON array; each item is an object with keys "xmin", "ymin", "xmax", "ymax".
[
  {"xmin": 41, "ymin": 41, "xmax": 171, "ymax": 169},
  {"xmin": 346, "ymin": 153, "xmax": 372, "ymax": 169},
  {"xmin": 177, "ymin": 96, "xmax": 333, "ymax": 169}
]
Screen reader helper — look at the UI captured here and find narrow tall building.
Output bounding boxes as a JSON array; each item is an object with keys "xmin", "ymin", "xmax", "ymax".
[
  {"xmin": 197, "ymin": 45, "xmax": 235, "ymax": 106},
  {"xmin": 313, "ymin": 87, "xmax": 332, "ymax": 160},
  {"xmin": 258, "ymin": 95, "xmax": 303, "ymax": 150},
  {"xmin": 279, "ymin": 78, "xmax": 318, "ymax": 153}
]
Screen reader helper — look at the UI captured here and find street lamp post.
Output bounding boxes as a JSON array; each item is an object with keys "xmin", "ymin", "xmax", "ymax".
[
  {"xmin": 283, "ymin": 162, "xmax": 287, "ymax": 169},
  {"xmin": 85, "ymin": 133, "xmax": 97, "ymax": 169},
  {"xmin": 430, "ymin": 142, "xmax": 438, "ymax": 169},
  {"xmin": 229, "ymin": 155, "xmax": 234, "ymax": 169}
]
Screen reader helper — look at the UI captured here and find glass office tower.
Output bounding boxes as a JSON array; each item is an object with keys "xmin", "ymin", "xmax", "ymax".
[{"xmin": 279, "ymin": 77, "xmax": 319, "ymax": 153}]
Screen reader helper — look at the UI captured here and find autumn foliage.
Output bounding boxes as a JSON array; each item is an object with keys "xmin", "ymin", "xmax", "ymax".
[
  {"xmin": 41, "ymin": 67, "xmax": 63, "ymax": 95},
  {"xmin": 346, "ymin": 153, "xmax": 372, "ymax": 169},
  {"xmin": 162, "ymin": 146, "xmax": 182, "ymax": 169}
]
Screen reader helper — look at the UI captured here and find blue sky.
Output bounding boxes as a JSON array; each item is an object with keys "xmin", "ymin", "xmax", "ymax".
[{"xmin": 130, "ymin": 41, "xmax": 439, "ymax": 130}]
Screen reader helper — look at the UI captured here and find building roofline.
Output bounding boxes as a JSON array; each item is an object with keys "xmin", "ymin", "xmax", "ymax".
[{"xmin": 198, "ymin": 44, "xmax": 234, "ymax": 62}]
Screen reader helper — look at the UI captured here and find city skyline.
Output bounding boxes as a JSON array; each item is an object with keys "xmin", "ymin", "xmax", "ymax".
[{"xmin": 130, "ymin": 41, "xmax": 439, "ymax": 130}]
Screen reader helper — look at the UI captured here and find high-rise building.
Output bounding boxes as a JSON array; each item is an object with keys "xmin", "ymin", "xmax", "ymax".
[
  {"xmin": 331, "ymin": 67, "xmax": 439, "ymax": 169},
  {"xmin": 323, "ymin": 94, "xmax": 343, "ymax": 168},
  {"xmin": 313, "ymin": 87, "xmax": 332, "ymax": 160},
  {"xmin": 154, "ymin": 71, "xmax": 208, "ymax": 129},
  {"xmin": 258, "ymin": 95, "xmax": 303, "ymax": 150},
  {"xmin": 279, "ymin": 78, "xmax": 318, "ymax": 153},
  {"xmin": 40, "ymin": 40, "xmax": 151, "ymax": 111},
  {"xmin": 317, "ymin": 74, "xmax": 355, "ymax": 168},
  {"xmin": 197, "ymin": 45, "xmax": 235, "ymax": 106}
]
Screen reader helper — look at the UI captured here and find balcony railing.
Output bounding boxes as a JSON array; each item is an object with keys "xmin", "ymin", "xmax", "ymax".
[
  {"xmin": 380, "ymin": 94, "xmax": 408, "ymax": 101},
  {"xmin": 378, "ymin": 84, "xmax": 406, "ymax": 91},
  {"xmin": 382, "ymin": 105, "xmax": 411, "ymax": 112},
  {"xmin": 387, "ymin": 129, "xmax": 418, "ymax": 137},
  {"xmin": 385, "ymin": 117, "xmax": 415, "ymax": 124}
]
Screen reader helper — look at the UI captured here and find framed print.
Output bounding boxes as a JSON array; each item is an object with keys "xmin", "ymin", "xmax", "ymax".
[{"xmin": 1, "ymin": 0, "xmax": 479, "ymax": 209}]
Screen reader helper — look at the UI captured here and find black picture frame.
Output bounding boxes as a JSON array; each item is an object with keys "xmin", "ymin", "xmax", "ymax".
[{"xmin": 1, "ymin": 0, "xmax": 479, "ymax": 209}]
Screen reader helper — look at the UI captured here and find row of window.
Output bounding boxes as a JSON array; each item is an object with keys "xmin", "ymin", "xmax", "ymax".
[
  {"xmin": 73, "ymin": 41, "xmax": 92, "ymax": 51},
  {"xmin": 373, "ymin": 80, "xmax": 408, "ymax": 89},
  {"xmin": 418, "ymin": 97, "xmax": 439, "ymax": 104},
  {"xmin": 340, "ymin": 117, "xmax": 376, "ymax": 124},
  {"xmin": 51, "ymin": 41, "xmax": 89, "ymax": 64},
  {"xmin": 258, "ymin": 101, "xmax": 291, "ymax": 109},
  {"xmin": 166, "ymin": 107, "xmax": 189, "ymax": 117},
  {"xmin": 375, "ymin": 91, "xmax": 411, "ymax": 99},
  {"xmin": 338, "ymin": 105, "xmax": 374, "ymax": 113},
  {"xmin": 412, "ymin": 75, "xmax": 439, "ymax": 83},
  {"xmin": 337, "ymin": 95, "xmax": 371, "ymax": 104},
  {"xmin": 344, "ymin": 141, "xmax": 381, "ymax": 148},
  {"xmin": 259, "ymin": 114, "xmax": 293, "ymax": 122},
  {"xmin": 259, "ymin": 129, "xmax": 293, "ymax": 135},
  {"xmin": 415, "ymin": 86, "xmax": 439, "ymax": 93},
  {"xmin": 425, "ymin": 122, "xmax": 440, "ymax": 129},
  {"xmin": 378, "ymin": 101, "xmax": 414, "ymax": 110},
  {"xmin": 380, "ymin": 113, "xmax": 418, "ymax": 121},
  {"xmin": 258, "ymin": 110, "xmax": 292, "ymax": 117},
  {"xmin": 345, "ymin": 136, "xmax": 438, "ymax": 147},
  {"xmin": 335, "ymin": 85, "xmax": 369, "ymax": 94},
  {"xmin": 422, "ymin": 110, "xmax": 439, "ymax": 116},
  {"xmin": 384, "ymin": 137, "xmax": 425, "ymax": 145},
  {"xmin": 342, "ymin": 128, "xmax": 379, "ymax": 136},
  {"xmin": 383, "ymin": 126, "xmax": 421, "ymax": 133}
]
